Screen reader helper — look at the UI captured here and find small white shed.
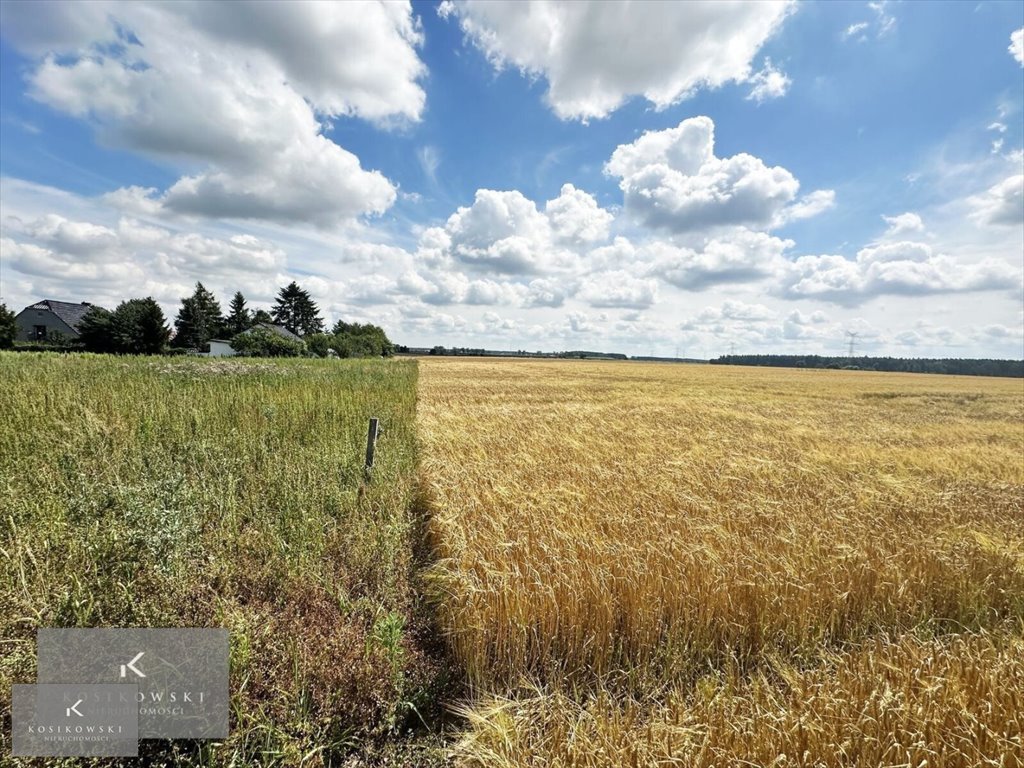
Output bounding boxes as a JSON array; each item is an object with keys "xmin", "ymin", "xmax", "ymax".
[{"xmin": 208, "ymin": 340, "xmax": 236, "ymax": 357}]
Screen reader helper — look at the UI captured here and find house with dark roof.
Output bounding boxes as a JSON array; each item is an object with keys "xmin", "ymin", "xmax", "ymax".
[
  {"xmin": 14, "ymin": 299, "xmax": 104, "ymax": 342},
  {"xmin": 258, "ymin": 323, "xmax": 303, "ymax": 343}
]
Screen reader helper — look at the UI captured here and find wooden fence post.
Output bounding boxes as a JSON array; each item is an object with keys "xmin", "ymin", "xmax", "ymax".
[{"xmin": 364, "ymin": 417, "xmax": 380, "ymax": 477}]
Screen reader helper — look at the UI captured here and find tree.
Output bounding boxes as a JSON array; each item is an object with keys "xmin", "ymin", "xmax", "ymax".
[
  {"xmin": 231, "ymin": 327, "xmax": 304, "ymax": 357},
  {"xmin": 0, "ymin": 303, "xmax": 16, "ymax": 349},
  {"xmin": 78, "ymin": 300, "xmax": 169, "ymax": 354},
  {"xmin": 77, "ymin": 306, "xmax": 117, "ymax": 353},
  {"xmin": 330, "ymin": 320, "xmax": 394, "ymax": 357},
  {"xmin": 272, "ymin": 281, "xmax": 323, "ymax": 336},
  {"xmin": 224, "ymin": 291, "xmax": 253, "ymax": 336},
  {"xmin": 304, "ymin": 332, "xmax": 336, "ymax": 358},
  {"xmin": 172, "ymin": 282, "xmax": 223, "ymax": 350},
  {"xmin": 111, "ymin": 298, "xmax": 170, "ymax": 354},
  {"xmin": 171, "ymin": 298, "xmax": 203, "ymax": 349},
  {"xmin": 253, "ymin": 309, "xmax": 273, "ymax": 325}
]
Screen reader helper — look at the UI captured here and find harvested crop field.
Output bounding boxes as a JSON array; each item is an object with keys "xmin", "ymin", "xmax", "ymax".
[{"xmin": 418, "ymin": 358, "xmax": 1024, "ymax": 767}]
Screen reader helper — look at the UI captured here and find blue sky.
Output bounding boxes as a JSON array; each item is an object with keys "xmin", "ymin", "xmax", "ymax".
[{"xmin": 1, "ymin": 0, "xmax": 1022, "ymax": 357}]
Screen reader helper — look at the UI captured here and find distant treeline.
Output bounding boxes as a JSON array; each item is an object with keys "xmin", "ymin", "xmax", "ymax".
[
  {"xmin": 396, "ymin": 346, "xmax": 627, "ymax": 360},
  {"xmin": 631, "ymin": 356, "xmax": 706, "ymax": 364},
  {"xmin": 711, "ymin": 355, "xmax": 1024, "ymax": 378}
]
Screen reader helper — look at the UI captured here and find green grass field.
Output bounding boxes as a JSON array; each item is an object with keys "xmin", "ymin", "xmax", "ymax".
[{"xmin": 0, "ymin": 352, "xmax": 449, "ymax": 766}]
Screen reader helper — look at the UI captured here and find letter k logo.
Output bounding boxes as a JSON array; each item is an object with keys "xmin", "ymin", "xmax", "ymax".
[
  {"xmin": 120, "ymin": 651, "xmax": 146, "ymax": 678},
  {"xmin": 66, "ymin": 699, "xmax": 84, "ymax": 717}
]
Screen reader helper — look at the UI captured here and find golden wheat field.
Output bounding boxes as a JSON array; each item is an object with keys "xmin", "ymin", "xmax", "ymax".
[{"xmin": 418, "ymin": 359, "xmax": 1024, "ymax": 767}]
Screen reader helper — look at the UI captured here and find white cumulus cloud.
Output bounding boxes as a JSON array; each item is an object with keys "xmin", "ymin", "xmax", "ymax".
[
  {"xmin": 1, "ymin": 211, "xmax": 287, "ymax": 312},
  {"xmin": 968, "ymin": 174, "xmax": 1024, "ymax": 227},
  {"xmin": 746, "ymin": 59, "xmax": 791, "ymax": 103},
  {"xmin": 398, "ymin": 271, "xmax": 525, "ymax": 306},
  {"xmin": 2, "ymin": 1, "xmax": 426, "ymax": 226},
  {"xmin": 1010, "ymin": 28, "xmax": 1023, "ymax": 66},
  {"xmin": 781, "ymin": 241, "xmax": 1020, "ymax": 306},
  {"xmin": 424, "ymin": 184, "xmax": 613, "ymax": 275},
  {"xmin": 882, "ymin": 212, "xmax": 925, "ymax": 236},
  {"xmin": 524, "ymin": 277, "xmax": 573, "ymax": 308},
  {"xmin": 579, "ymin": 271, "xmax": 657, "ymax": 309},
  {"xmin": 776, "ymin": 190, "xmax": 836, "ymax": 226},
  {"xmin": 647, "ymin": 230, "xmax": 794, "ymax": 290},
  {"xmin": 443, "ymin": 190, "xmax": 555, "ymax": 274},
  {"xmin": 545, "ymin": 184, "xmax": 614, "ymax": 246},
  {"xmin": 682, "ymin": 300, "xmax": 778, "ymax": 328},
  {"xmin": 440, "ymin": 0, "xmax": 793, "ymax": 120},
  {"xmin": 605, "ymin": 116, "xmax": 830, "ymax": 234}
]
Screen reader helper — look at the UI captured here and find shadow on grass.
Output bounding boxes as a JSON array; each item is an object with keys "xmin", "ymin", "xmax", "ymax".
[{"xmin": 404, "ymin": 478, "xmax": 468, "ymax": 737}]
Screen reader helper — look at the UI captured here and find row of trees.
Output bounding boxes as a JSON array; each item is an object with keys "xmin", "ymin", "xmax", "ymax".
[
  {"xmin": 712, "ymin": 354, "xmax": 1024, "ymax": 378},
  {"xmin": 421, "ymin": 346, "xmax": 627, "ymax": 360},
  {"xmin": 171, "ymin": 281, "xmax": 324, "ymax": 351},
  {"xmin": 0, "ymin": 281, "xmax": 393, "ymax": 358},
  {"xmin": 168, "ymin": 282, "xmax": 391, "ymax": 357},
  {"xmin": 309, "ymin": 322, "xmax": 393, "ymax": 358},
  {"xmin": 233, "ymin": 321, "xmax": 394, "ymax": 359}
]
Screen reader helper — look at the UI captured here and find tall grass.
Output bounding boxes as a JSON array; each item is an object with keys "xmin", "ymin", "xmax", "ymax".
[
  {"xmin": 0, "ymin": 352, "xmax": 439, "ymax": 765},
  {"xmin": 418, "ymin": 359, "xmax": 1024, "ymax": 765}
]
